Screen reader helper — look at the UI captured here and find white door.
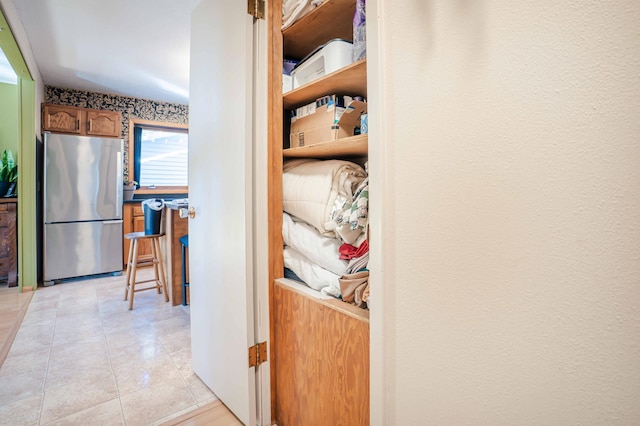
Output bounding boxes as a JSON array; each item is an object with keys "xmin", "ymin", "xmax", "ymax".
[{"xmin": 188, "ymin": 1, "xmax": 262, "ymax": 424}]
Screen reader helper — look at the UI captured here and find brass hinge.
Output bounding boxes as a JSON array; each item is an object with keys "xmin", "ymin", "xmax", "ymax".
[
  {"xmin": 248, "ymin": 341, "xmax": 268, "ymax": 368},
  {"xmin": 248, "ymin": 0, "xmax": 265, "ymax": 20}
]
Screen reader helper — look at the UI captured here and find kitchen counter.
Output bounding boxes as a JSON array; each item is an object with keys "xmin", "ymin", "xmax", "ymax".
[{"xmin": 161, "ymin": 204, "xmax": 189, "ymax": 305}]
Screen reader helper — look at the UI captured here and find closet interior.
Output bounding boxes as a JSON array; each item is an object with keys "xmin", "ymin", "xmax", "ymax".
[{"xmin": 267, "ymin": 1, "xmax": 370, "ymax": 425}]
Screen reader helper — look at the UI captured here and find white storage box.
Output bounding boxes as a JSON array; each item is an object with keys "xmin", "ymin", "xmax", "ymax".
[
  {"xmin": 283, "ymin": 74, "xmax": 293, "ymax": 93},
  {"xmin": 291, "ymin": 39, "xmax": 353, "ymax": 89}
]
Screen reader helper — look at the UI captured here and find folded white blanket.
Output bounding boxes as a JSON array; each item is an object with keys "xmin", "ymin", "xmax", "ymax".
[
  {"xmin": 282, "ymin": 0, "xmax": 324, "ymax": 30},
  {"xmin": 283, "ymin": 159, "xmax": 366, "ymax": 238},
  {"xmin": 283, "ymin": 212, "xmax": 347, "ymax": 276},
  {"xmin": 284, "ymin": 246, "xmax": 341, "ymax": 298}
]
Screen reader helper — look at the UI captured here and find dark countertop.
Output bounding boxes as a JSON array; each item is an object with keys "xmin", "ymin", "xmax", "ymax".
[{"xmin": 124, "ymin": 193, "xmax": 188, "ymax": 204}]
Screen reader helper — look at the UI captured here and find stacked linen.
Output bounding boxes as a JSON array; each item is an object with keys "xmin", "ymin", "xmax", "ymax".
[
  {"xmin": 283, "ymin": 159, "xmax": 366, "ymax": 238},
  {"xmin": 282, "ymin": 159, "xmax": 370, "ymax": 302},
  {"xmin": 282, "ymin": 0, "xmax": 324, "ymax": 30},
  {"xmin": 282, "ymin": 213, "xmax": 347, "ymax": 297}
]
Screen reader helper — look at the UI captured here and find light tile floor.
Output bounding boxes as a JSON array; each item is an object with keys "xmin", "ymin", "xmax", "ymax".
[{"xmin": 0, "ymin": 269, "xmax": 216, "ymax": 425}]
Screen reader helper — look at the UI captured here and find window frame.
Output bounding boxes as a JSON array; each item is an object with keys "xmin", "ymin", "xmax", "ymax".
[{"xmin": 128, "ymin": 118, "xmax": 189, "ymax": 194}]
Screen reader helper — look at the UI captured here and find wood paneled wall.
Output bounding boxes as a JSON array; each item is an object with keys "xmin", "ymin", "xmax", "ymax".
[{"xmin": 274, "ymin": 282, "xmax": 370, "ymax": 426}]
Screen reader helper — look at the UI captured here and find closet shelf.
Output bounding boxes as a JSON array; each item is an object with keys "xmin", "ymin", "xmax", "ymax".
[
  {"xmin": 283, "ymin": 0, "xmax": 356, "ymax": 60},
  {"xmin": 275, "ymin": 278, "xmax": 370, "ymax": 322},
  {"xmin": 283, "ymin": 59, "xmax": 367, "ymax": 109},
  {"xmin": 284, "ymin": 134, "xmax": 367, "ymax": 158}
]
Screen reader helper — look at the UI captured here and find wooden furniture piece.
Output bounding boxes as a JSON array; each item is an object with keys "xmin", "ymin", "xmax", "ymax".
[
  {"xmin": 161, "ymin": 206, "xmax": 189, "ymax": 306},
  {"xmin": 42, "ymin": 103, "xmax": 122, "ymax": 138},
  {"xmin": 267, "ymin": 1, "xmax": 370, "ymax": 424},
  {"xmin": 123, "ymin": 232, "xmax": 168, "ymax": 310},
  {"xmin": 0, "ymin": 199, "xmax": 17, "ymax": 287}
]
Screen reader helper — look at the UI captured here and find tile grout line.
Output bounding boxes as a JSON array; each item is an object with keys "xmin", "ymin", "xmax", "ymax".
[
  {"xmin": 37, "ymin": 289, "xmax": 59, "ymax": 426},
  {"xmin": 98, "ymin": 279, "xmax": 128, "ymax": 426}
]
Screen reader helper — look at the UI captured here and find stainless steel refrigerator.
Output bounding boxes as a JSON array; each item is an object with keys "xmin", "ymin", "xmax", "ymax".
[{"xmin": 43, "ymin": 132, "xmax": 123, "ymax": 284}]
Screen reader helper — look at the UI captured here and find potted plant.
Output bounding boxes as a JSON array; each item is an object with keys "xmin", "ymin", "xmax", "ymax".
[
  {"xmin": 0, "ymin": 149, "xmax": 17, "ymax": 197},
  {"xmin": 123, "ymin": 179, "xmax": 137, "ymax": 201}
]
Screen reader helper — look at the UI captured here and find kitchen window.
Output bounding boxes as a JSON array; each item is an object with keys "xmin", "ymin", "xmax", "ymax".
[{"xmin": 129, "ymin": 119, "xmax": 188, "ymax": 191}]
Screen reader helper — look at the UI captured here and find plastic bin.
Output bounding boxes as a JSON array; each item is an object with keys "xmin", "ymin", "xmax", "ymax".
[{"xmin": 142, "ymin": 199, "xmax": 164, "ymax": 235}]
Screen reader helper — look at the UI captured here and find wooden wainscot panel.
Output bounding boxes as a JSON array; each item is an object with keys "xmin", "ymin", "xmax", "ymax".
[
  {"xmin": 274, "ymin": 282, "xmax": 369, "ymax": 426},
  {"xmin": 0, "ymin": 201, "xmax": 17, "ymax": 286},
  {"xmin": 163, "ymin": 208, "xmax": 189, "ymax": 306}
]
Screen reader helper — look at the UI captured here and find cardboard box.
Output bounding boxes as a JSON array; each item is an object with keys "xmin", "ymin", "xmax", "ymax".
[{"xmin": 290, "ymin": 96, "xmax": 367, "ymax": 148}]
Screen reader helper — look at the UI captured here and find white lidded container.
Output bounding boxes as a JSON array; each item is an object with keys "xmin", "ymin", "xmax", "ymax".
[{"xmin": 291, "ymin": 39, "xmax": 354, "ymax": 89}]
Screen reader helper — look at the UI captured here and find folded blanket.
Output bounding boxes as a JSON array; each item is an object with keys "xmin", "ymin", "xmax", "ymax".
[
  {"xmin": 326, "ymin": 177, "xmax": 369, "ymax": 244},
  {"xmin": 284, "ymin": 246, "xmax": 341, "ymax": 297},
  {"xmin": 282, "ymin": 0, "xmax": 324, "ymax": 30},
  {"xmin": 283, "ymin": 213, "xmax": 347, "ymax": 276},
  {"xmin": 283, "ymin": 159, "xmax": 366, "ymax": 238},
  {"xmin": 346, "ymin": 251, "xmax": 369, "ymax": 274},
  {"xmin": 339, "ymin": 271, "xmax": 369, "ymax": 309}
]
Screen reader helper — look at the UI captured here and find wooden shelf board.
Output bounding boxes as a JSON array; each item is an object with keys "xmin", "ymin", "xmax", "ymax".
[
  {"xmin": 275, "ymin": 278, "xmax": 370, "ymax": 322},
  {"xmin": 284, "ymin": 134, "xmax": 367, "ymax": 158},
  {"xmin": 283, "ymin": 0, "xmax": 356, "ymax": 60},
  {"xmin": 283, "ymin": 59, "xmax": 367, "ymax": 109}
]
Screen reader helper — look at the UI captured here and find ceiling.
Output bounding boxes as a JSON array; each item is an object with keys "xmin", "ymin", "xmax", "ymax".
[{"xmin": 12, "ymin": 0, "xmax": 201, "ymax": 105}]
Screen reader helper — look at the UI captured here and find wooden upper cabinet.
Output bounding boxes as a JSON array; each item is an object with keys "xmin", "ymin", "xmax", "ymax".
[
  {"xmin": 42, "ymin": 104, "xmax": 122, "ymax": 138},
  {"xmin": 86, "ymin": 110, "xmax": 121, "ymax": 137},
  {"xmin": 42, "ymin": 104, "xmax": 83, "ymax": 134}
]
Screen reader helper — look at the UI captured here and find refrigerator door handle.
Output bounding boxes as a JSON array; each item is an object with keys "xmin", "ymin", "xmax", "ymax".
[
  {"xmin": 116, "ymin": 150, "xmax": 123, "ymax": 217},
  {"xmin": 103, "ymin": 220, "xmax": 124, "ymax": 225}
]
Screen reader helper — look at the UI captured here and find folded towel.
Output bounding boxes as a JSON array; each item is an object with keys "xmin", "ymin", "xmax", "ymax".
[{"xmin": 282, "ymin": 0, "xmax": 324, "ymax": 30}]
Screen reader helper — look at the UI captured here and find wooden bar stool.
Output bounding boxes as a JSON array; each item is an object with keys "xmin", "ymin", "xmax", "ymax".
[{"xmin": 124, "ymin": 232, "xmax": 168, "ymax": 310}]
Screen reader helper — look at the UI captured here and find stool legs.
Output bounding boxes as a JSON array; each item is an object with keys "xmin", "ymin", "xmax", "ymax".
[
  {"xmin": 150, "ymin": 240, "xmax": 161, "ymax": 295},
  {"xmin": 123, "ymin": 235, "xmax": 167, "ymax": 310},
  {"xmin": 153, "ymin": 238, "xmax": 169, "ymax": 302},
  {"xmin": 124, "ymin": 238, "xmax": 135, "ymax": 301},
  {"xmin": 128, "ymin": 239, "xmax": 140, "ymax": 310}
]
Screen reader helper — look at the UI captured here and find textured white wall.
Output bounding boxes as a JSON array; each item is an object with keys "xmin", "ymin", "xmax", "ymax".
[{"xmin": 370, "ymin": 1, "xmax": 640, "ymax": 424}]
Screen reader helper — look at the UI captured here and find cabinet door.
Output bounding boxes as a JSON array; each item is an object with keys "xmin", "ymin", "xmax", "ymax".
[
  {"xmin": 86, "ymin": 110, "xmax": 121, "ymax": 137},
  {"xmin": 42, "ymin": 105, "xmax": 82, "ymax": 134}
]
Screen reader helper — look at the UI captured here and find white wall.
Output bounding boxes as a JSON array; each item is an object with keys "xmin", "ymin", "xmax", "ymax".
[
  {"xmin": 0, "ymin": 0, "xmax": 44, "ymax": 132},
  {"xmin": 370, "ymin": 1, "xmax": 640, "ymax": 424}
]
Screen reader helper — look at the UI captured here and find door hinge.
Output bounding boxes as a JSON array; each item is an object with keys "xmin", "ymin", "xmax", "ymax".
[
  {"xmin": 248, "ymin": 0, "xmax": 265, "ymax": 20},
  {"xmin": 248, "ymin": 341, "xmax": 268, "ymax": 368}
]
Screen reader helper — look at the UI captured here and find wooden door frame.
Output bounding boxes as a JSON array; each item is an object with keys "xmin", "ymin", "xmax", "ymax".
[{"xmin": 266, "ymin": 0, "xmax": 284, "ymax": 423}]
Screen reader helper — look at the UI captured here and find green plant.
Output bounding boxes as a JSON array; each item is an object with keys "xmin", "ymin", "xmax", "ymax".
[
  {"xmin": 124, "ymin": 179, "xmax": 138, "ymax": 187},
  {"xmin": 0, "ymin": 150, "xmax": 17, "ymax": 183}
]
